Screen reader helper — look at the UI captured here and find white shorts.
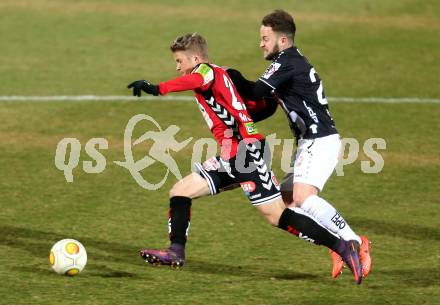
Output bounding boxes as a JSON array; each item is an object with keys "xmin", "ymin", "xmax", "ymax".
[{"xmin": 281, "ymin": 134, "xmax": 341, "ymax": 192}]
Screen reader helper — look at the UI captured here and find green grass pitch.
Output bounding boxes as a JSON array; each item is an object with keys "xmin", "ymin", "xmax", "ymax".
[{"xmin": 0, "ymin": 1, "xmax": 439, "ymax": 304}]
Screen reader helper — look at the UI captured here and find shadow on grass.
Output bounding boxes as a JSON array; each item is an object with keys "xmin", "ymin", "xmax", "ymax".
[
  {"xmin": 0, "ymin": 224, "xmax": 141, "ymax": 267},
  {"xmin": 350, "ymin": 217, "xmax": 439, "ymax": 241},
  {"xmin": 0, "ymin": 224, "xmax": 316, "ymax": 281},
  {"xmin": 12, "ymin": 263, "xmax": 141, "ymax": 279},
  {"xmin": 1, "ymin": 224, "xmax": 320, "ymax": 281},
  {"xmin": 185, "ymin": 259, "xmax": 319, "ymax": 281},
  {"xmin": 3, "ymin": 222, "xmax": 438, "ymax": 284},
  {"xmin": 86, "ymin": 264, "xmax": 141, "ymax": 278},
  {"xmin": 379, "ymin": 267, "xmax": 440, "ymax": 288},
  {"xmin": 1, "ymin": 222, "xmax": 144, "ymax": 279}
]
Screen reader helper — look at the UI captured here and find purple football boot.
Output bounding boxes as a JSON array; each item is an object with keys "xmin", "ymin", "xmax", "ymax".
[
  {"xmin": 139, "ymin": 244, "xmax": 185, "ymax": 268},
  {"xmin": 335, "ymin": 239, "xmax": 363, "ymax": 284}
]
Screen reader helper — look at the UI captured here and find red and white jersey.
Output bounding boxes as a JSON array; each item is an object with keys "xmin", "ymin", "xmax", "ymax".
[{"xmin": 159, "ymin": 63, "xmax": 264, "ymax": 160}]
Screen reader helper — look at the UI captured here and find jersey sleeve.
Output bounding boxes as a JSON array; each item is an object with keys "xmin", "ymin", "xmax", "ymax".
[
  {"xmin": 227, "ymin": 68, "xmax": 272, "ymax": 101},
  {"xmin": 244, "ymin": 97, "xmax": 278, "ymax": 122},
  {"xmin": 257, "ymin": 55, "xmax": 295, "ymax": 91},
  {"xmin": 159, "ymin": 73, "xmax": 204, "ymax": 95},
  {"xmin": 226, "ymin": 68, "xmax": 255, "ymax": 98}
]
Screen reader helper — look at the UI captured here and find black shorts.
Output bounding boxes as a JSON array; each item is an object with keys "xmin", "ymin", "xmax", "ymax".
[{"xmin": 194, "ymin": 140, "xmax": 281, "ymax": 205}]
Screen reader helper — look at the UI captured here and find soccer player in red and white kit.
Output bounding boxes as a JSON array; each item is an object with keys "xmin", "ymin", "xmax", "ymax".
[
  {"xmin": 226, "ymin": 10, "xmax": 372, "ymax": 284},
  {"xmin": 127, "ymin": 33, "xmax": 361, "ymax": 281}
]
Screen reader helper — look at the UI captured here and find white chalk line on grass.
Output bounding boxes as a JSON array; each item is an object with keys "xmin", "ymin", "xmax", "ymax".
[{"xmin": 0, "ymin": 95, "xmax": 439, "ymax": 103}]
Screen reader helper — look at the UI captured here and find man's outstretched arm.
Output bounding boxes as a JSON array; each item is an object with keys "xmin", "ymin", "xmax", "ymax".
[
  {"xmin": 226, "ymin": 68, "xmax": 277, "ymax": 122},
  {"xmin": 226, "ymin": 68, "xmax": 272, "ymax": 101},
  {"xmin": 128, "ymin": 73, "xmax": 204, "ymax": 97}
]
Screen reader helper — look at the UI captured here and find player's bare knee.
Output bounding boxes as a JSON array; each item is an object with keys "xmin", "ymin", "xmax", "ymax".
[
  {"xmin": 292, "ymin": 183, "xmax": 319, "ymax": 206},
  {"xmin": 168, "ymin": 186, "xmax": 179, "ymax": 198},
  {"xmin": 257, "ymin": 200, "xmax": 285, "ymax": 227},
  {"xmin": 261, "ymin": 213, "xmax": 279, "ymax": 226},
  {"xmin": 268, "ymin": 215, "xmax": 280, "ymax": 227},
  {"xmin": 292, "ymin": 196, "xmax": 305, "ymax": 207},
  {"xmin": 292, "ymin": 192, "xmax": 315, "ymax": 207}
]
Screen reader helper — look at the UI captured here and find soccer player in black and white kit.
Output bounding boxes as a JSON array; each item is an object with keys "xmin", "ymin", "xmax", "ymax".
[{"xmin": 227, "ymin": 10, "xmax": 372, "ymax": 283}]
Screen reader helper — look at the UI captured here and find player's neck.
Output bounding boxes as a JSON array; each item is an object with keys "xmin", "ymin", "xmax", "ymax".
[{"xmin": 279, "ymin": 44, "xmax": 294, "ymax": 52}]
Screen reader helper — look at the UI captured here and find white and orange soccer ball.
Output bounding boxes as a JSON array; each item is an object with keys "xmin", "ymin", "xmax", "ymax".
[{"xmin": 49, "ymin": 239, "xmax": 87, "ymax": 276}]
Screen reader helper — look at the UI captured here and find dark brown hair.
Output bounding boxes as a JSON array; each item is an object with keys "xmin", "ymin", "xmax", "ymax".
[
  {"xmin": 170, "ymin": 33, "xmax": 209, "ymax": 60},
  {"xmin": 262, "ymin": 10, "xmax": 296, "ymax": 42}
]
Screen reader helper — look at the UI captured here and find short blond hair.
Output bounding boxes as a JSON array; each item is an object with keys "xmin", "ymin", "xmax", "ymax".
[{"xmin": 170, "ymin": 33, "xmax": 209, "ymax": 60}]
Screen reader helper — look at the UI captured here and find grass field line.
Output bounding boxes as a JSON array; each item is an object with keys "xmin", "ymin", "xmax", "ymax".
[{"xmin": 0, "ymin": 95, "xmax": 439, "ymax": 104}]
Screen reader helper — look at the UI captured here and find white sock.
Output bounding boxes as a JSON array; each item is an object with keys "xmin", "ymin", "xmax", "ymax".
[{"xmin": 301, "ymin": 195, "xmax": 361, "ymax": 244}]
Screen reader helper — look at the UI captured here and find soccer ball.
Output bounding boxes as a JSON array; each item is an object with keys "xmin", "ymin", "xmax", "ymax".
[{"xmin": 49, "ymin": 239, "xmax": 87, "ymax": 276}]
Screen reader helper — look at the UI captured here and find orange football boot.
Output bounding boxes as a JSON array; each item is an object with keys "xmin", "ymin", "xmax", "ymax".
[
  {"xmin": 329, "ymin": 249, "xmax": 344, "ymax": 278},
  {"xmin": 359, "ymin": 235, "xmax": 372, "ymax": 277}
]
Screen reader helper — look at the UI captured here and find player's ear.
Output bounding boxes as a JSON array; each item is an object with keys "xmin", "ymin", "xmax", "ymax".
[
  {"xmin": 280, "ymin": 35, "xmax": 287, "ymax": 45},
  {"xmin": 193, "ymin": 54, "xmax": 201, "ymax": 64}
]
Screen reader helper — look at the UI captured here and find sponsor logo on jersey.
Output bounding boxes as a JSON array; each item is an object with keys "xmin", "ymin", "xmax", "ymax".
[
  {"xmin": 240, "ymin": 181, "xmax": 256, "ymax": 194},
  {"xmin": 244, "ymin": 122, "xmax": 258, "ymax": 135},
  {"xmin": 303, "ymin": 101, "xmax": 319, "ymax": 123},
  {"xmin": 262, "ymin": 62, "xmax": 281, "ymax": 79}
]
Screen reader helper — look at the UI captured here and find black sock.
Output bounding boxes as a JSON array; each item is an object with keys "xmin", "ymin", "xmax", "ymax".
[
  {"xmin": 169, "ymin": 196, "xmax": 192, "ymax": 247},
  {"xmin": 278, "ymin": 208, "xmax": 340, "ymax": 251}
]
